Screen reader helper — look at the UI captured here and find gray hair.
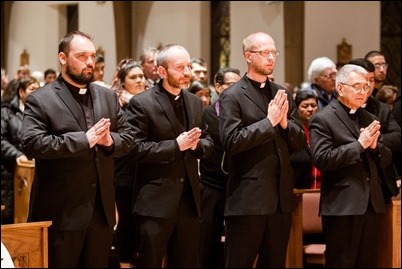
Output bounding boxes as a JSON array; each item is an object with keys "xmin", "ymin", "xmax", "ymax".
[
  {"xmin": 307, "ymin": 57, "xmax": 336, "ymax": 82},
  {"xmin": 336, "ymin": 64, "xmax": 368, "ymax": 85}
]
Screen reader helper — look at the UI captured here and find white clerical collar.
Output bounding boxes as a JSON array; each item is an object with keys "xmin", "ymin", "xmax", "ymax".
[
  {"xmin": 79, "ymin": 88, "xmax": 87, "ymax": 95},
  {"xmin": 349, "ymin": 109, "xmax": 357, "ymax": 114},
  {"xmin": 361, "ymin": 103, "xmax": 367, "ymax": 108}
]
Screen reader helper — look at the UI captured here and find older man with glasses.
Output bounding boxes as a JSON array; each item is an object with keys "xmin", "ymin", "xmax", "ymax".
[
  {"xmin": 309, "ymin": 64, "xmax": 392, "ymax": 268},
  {"xmin": 305, "ymin": 56, "xmax": 338, "ymax": 110}
]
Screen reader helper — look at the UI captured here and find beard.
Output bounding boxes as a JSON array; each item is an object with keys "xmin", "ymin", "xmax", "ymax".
[
  {"xmin": 166, "ymin": 75, "xmax": 190, "ymax": 90},
  {"xmin": 66, "ymin": 65, "xmax": 94, "ymax": 85}
]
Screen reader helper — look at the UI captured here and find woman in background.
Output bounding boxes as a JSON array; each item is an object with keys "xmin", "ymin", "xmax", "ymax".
[
  {"xmin": 290, "ymin": 89, "xmax": 321, "ymax": 189},
  {"xmin": 1, "ymin": 76, "xmax": 40, "ymax": 224},
  {"xmin": 113, "ymin": 59, "xmax": 146, "ymax": 268}
]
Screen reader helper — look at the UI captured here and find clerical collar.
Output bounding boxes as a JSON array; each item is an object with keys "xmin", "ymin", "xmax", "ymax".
[
  {"xmin": 163, "ymin": 87, "xmax": 182, "ymax": 101},
  {"xmin": 361, "ymin": 103, "xmax": 367, "ymax": 108},
  {"xmin": 339, "ymin": 101, "xmax": 358, "ymax": 114},
  {"xmin": 247, "ymin": 77, "xmax": 268, "ymax": 89},
  {"xmin": 62, "ymin": 77, "xmax": 88, "ymax": 95}
]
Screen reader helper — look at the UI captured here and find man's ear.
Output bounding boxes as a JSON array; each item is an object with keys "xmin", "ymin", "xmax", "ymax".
[
  {"xmin": 157, "ymin": 65, "xmax": 167, "ymax": 79},
  {"xmin": 58, "ymin": 52, "xmax": 66, "ymax": 65}
]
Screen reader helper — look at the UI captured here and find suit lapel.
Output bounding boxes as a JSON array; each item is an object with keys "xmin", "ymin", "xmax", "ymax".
[
  {"xmin": 89, "ymin": 84, "xmax": 101, "ymax": 122},
  {"xmin": 182, "ymin": 90, "xmax": 197, "ymax": 128},
  {"xmin": 332, "ymin": 100, "xmax": 359, "ymax": 138},
  {"xmin": 242, "ymin": 78, "xmax": 267, "ymax": 114},
  {"xmin": 54, "ymin": 79, "xmax": 87, "ymax": 130},
  {"xmin": 154, "ymin": 87, "xmax": 185, "ymax": 136}
]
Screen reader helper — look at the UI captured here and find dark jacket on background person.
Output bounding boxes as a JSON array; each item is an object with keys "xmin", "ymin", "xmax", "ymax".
[
  {"xmin": 1, "ymin": 95, "xmax": 25, "ymax": 223},
  {"xmin": 363, "ymin": 96, "xmax": 400, "ymax": 201}
]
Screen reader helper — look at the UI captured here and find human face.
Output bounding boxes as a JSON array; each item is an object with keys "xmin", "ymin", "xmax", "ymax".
[
  {"xmin": 19, "ymin": 82, "xmax": 40, "ymax": 104},
  {"xmin": 124, "ymin": 66, "xmax": 146, "ymax": 96},
  {"xmin": 298, "ymin": 98, "xmax": 318, "ymax": 126},
  {"xmin": 142, "ymin": 52, "xmax": 159, "ymax": 81},
  {"xmin": 45, "ymin": 73, "xmax": 57, "ymax": 84},
  {"xmin": 93, "ymin": 61, "xmax": 105, "ymax": 82},
  {"xmin": 61, "ymin": 35, "xmax": 96, "ymax": 86},
  {"xmin": 191, "ymin": 63, "xmax": 208, "ymax": 83},
  {"xmin": 367, "ymin": 55, "xmax": 387, "ymax": 84},
  {"xmin": 245, "ymin": 35, "xmax": 278, "ymax": 81},
  {"xmin": 316, "ymin": 68, "xmax": 337, "ymax": 94},
  {"xmin": 365, "ymin": 71, "xmax": 375, "ymax": 99},
  {"xmin": 160, "ymin": 47, "xmax": 192, "ymax": 91},
  {"xmin": 215, "ymin": 72, "xmax": 241, "ymax": 95},
  {"xmin": 337, "ymin": 72, "xmax": 370, "ymax": 109},
  {"xmin": 194, "ymin": 88, "xmax": 211, "ymax": 107}
]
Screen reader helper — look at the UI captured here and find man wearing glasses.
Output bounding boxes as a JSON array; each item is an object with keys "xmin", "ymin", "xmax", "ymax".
[
  {"xmin": 219, "ymin": 32, "xmax": 306, "ymax": 268},
  {"xmin": 305, "ymin": 56, "xmax": 338, "ymax": 110},
  {"xmin": 309, "ymin": 64, "xmax": 392, "ymax": 267},
  {"xmin": 365, "ymin": 50, "xmax": 389, "ymax": 98}
]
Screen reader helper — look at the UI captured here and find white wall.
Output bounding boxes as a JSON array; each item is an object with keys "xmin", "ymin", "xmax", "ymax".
[
  {"xmin": 304, "ymin": 1, "xmax": 380, "ymax": 82},
  {"xmin": 133, "ymin": 1, "xmax": 210, "ymax": 72},
  {"xmin": 230, "ymin": 1, "xmax": 285, "ymax": 82},
  {"xmin": 6, "ymin": 1, "xmax": 380, "ymax": 87},
  {"xmin": 7, "ymin": 1, "xmax": 116, "ymax": 84}
]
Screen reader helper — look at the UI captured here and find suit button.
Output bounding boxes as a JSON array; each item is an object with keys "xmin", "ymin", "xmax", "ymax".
[
  {"xmin": 91, "ymin": 183, "xmax": 97, "ymax": 188},
  {"xmin": 179, "ymin": 177, "xmax": 185, "ymax": 183}
]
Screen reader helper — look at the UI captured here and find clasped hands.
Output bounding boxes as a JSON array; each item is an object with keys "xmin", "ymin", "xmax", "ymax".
[
  {"xmin": 267, "ymin": 89, "xmax": 289, "ymax": 129},
  {"xmin": 177, "ymin": 127, "xmax": 202, "ymax": 151},
  {"xmin": 86, "ymin": 118, "xmax": 113, "ymax": 148},
  {"xmin": 358, "ymin": 120, "xmax": 381, "ymax": 150}
]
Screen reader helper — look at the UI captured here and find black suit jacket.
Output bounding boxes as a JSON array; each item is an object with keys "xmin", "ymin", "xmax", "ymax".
[
  {"xmin": 309, "ymin": 99, "xmax": 392, "ymax": 215},
  {"xmin": 21, "ymin": 76, "xmax": 134, "ymax": 230},
  {"xmin": 363, "ymin": 96, "xmax": 401, "ymax": 199},
  {"xmin": 126, "ymin": 84, "xmax": 214, "ymax": 218},
  {"xmin": 219, "ymin": 75, "xmax": 306, "ymax": 216}
]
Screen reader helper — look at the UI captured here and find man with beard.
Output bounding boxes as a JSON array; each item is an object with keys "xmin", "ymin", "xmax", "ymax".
[
  {"xmin": 21, "ymin": 31, "xmax": 134, "ymax": 268},
  {"xmin": 126, "ymin": 44, "xmax": 214, "ymax": 267}
]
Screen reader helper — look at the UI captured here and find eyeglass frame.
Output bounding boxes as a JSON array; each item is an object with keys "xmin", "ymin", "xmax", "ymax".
[
  {"xmin": 320, "ymin": 72, "xmax": 337, "ymax": 79},
  {"xmin": 248, "ymin": 50, "xmax": 280, "ymax": 58},
  {"xmin": 339, "ymin": 82, "xmax": 370, "ymax": 93},
  {"xmin": 373, "ymin": 63, "xmax": 388, "ymax": 69}
]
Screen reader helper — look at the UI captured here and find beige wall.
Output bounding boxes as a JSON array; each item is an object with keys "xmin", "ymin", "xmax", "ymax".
[
  {"xmin": 230, "ymin": 1, "xmax": 285, "ymax": 83},
  {"xmin": 6, "ymin": 1, "xmax": 380, "ymax": 87},
  {"xmin": 304, "ymin": 1, "xmax": 381, "ymax": 83}
]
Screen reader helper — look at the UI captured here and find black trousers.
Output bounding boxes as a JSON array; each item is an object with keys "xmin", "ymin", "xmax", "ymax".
[
  {"xmin": 48, "ymin": 195, "xmax": 114, "ymax": 268},
  {"xmin": 136, "ymin": 191, "xmax": 201, "ymax": 268},
  {"xmin": 224, "ymin": 212, "xmax": 292, "ymax": 268},
  {"xmin": 322, "ymin": 206, "xmax": 381, "ymax": 268}
]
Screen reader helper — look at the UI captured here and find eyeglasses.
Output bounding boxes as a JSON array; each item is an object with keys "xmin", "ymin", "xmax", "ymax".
[
  {"xmin": 373, "ymin": 63, "xmax": 388, "ymax": 69},
  {"xmin": 248, "ymin": 50, "xmax": 280, "ymax": 58},
  {"xmin": 222, "ymin": 81, "xmax": 236, "ymax": 87},
  {"xmin": 320, "ymin": 72, "xmax": 337, "ymax": 79},
  {"xmin": 340, "ymin": 82, "xmax": 370, "ymax": 93}
]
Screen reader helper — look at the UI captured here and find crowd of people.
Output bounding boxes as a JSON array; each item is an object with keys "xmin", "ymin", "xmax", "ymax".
[{"xmin": 1, "ymin": 30, "xmax": 400, "ymax": 268}]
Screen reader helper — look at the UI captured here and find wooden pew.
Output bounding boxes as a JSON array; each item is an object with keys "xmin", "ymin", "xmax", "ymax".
[
  {"xmin": 285, "ymin": 189, "xmax": 320, "ymax": 268},
  {"xmin": 377, "ymin": 197, "xmax": 401, "ymax": 268},
  {"xmin": 13, "ymin": 161, "xmax": 35, "ymax": 223},
  {"xmin": 1, "ymin": 221, "xmax": 52, "ymax": 268}
]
